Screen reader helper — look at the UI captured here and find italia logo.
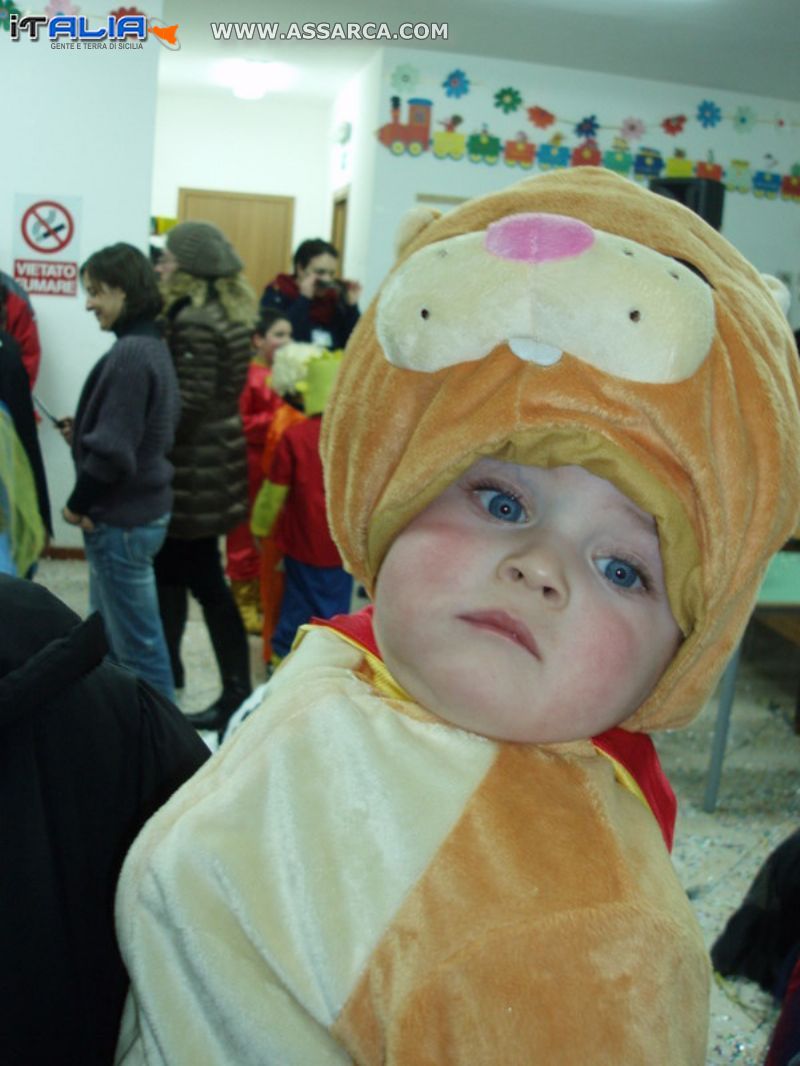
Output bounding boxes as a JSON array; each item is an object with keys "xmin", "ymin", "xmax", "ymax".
[{"xmin": 8, "ymin": 13, "xmax": 180, "ymax": 49}]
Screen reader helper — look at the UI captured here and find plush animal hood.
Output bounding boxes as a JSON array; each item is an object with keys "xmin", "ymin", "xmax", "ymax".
[{"xmin": 322, "ymin": 168, "xmax": 800, "ymax": 731}]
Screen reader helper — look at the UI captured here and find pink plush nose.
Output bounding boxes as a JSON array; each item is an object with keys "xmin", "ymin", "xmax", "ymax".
[{"xmin": 484, "ymin": 213, "xmax": 595, "ymax": 263}]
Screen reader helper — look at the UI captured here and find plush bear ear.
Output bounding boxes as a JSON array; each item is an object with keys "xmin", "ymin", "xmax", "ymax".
[
  {"xmin": 394, "ymin": 205, "xmax": 441, "ymax": 260},
  {"xmin": 761, "ymin": 273, "xmax": 791, "ymax": 318}
]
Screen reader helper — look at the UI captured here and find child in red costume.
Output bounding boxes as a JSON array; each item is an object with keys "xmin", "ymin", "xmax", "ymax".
[
  {"xmin": 251, "ymin": 341, "xmax": 324, "ymax": 661},
  {"xmin": 253, "ymin": 350, "xmax": 350, "ymax": 662},
  {"xmin": 225, "ymin": 310, "xmax": 291, "ymax": 632}
]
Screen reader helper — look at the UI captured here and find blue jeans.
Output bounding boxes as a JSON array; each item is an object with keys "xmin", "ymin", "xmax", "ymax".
[
  {"xmin": 83, "ymin": 514, "xmax": 174, "ymax": 700},
  {"xmin": 272, "ymin": 556, "xmax": 353, "ymax": 658}
]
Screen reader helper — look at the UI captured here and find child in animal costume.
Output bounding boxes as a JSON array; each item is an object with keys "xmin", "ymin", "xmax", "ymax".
[{"xmin": 114, "ymin": 169, "xmax": 800, "ymax": 1066}]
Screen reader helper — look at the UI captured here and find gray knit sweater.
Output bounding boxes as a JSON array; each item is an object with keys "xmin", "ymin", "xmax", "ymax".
[{"xmin": 67, "ymin": 321, "xmax": 181, "ymax": 528}]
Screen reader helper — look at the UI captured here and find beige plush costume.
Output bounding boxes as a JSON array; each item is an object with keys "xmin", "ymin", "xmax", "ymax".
[{"xmin": 115, "ymin": 169, "xmax": 800, "ymax": 1065}]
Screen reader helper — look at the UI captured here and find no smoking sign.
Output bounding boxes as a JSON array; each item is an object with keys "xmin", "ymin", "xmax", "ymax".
[
  {"xmin": 21, "ymin": 201, "xmax": 75, "ymax": 255},
  {"xmin": 13, "ymin": 194, "xmax": 82, "ymax": 297}
]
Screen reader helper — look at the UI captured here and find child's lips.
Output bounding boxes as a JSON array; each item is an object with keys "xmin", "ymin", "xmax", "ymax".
[{"xmin": 457, "ymin": 610, "xmax": 540, "ymax": 659}]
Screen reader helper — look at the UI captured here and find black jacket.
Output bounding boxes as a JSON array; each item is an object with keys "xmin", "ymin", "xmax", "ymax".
[
  {"xmin": 164, "ymin": 298, "xmax": 252, "ymax": 539},
  {"xmin": 0, "ymin": 575, "xmax": 210, "ymax": 1065}
]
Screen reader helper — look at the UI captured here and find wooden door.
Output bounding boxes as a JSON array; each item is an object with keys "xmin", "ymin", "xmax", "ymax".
[
  {"xmin": 177, "ymin": 188, "xmax": 294, "ymax": 298},
  {"xmin": 331, "ymin": 188, "xmax": 348, "ymax": 262}
]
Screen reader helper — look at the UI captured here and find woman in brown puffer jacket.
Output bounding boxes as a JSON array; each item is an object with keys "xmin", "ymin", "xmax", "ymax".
[{"xmin": 154, "ymin": 222, "xmax": 257, "ymax": 733}]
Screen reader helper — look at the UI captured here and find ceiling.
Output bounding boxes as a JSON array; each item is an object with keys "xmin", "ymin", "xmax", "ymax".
[{"xmin": 160, "ymin": 0, "xmax": 800, "ymax": 103}]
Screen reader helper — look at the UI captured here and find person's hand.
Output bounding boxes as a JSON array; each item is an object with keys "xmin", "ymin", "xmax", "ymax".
[
  {"xmin": 62, "ymin": 506, "xmax": 95, "ymax": 532},
  {"xmin": 57, "ymin": 417, "xmax": 74, "ymax": 445},
  {"xmin": 342, "ymin": 279, "xmax": 362, "ymax": 306},
  {"xmin": 297, "ymin": 272, "xmax": 318, "ymax": 299}
]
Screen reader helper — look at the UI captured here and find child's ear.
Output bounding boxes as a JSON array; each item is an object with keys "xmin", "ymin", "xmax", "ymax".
[{"xmin": 394, "ymin": 206, "xmax": 441, "ymax": 261}]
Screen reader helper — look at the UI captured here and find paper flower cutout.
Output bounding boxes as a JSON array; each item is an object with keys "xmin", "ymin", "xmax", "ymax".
[
  {"xmin": 390, "ymin": 64, "xmax": 419, "ymax": 93},
  {"xmin": 661, "ymin": 114, "xmax": 686, "ymax": 136},
  {"xmin": 575, "ymin": 115, "xmax": 599, "ymax": 138},
  {"xmin": 620, "ymin": 116, "xmax": 646, "ymax": 141},
  {"xmin": 494, "ymin": 87, "xmax": 522, "ymax": 114},
  {"xmin": 527, "ymin": 106, "xmax": 555, "ymax": 129},
  {"xmin": 0, "ymin": 0, "xmax": 21, "ymax": 31},
  {"xmin": 696, "ymin": 100, "xmax": 722, "ymax": 129},
  {"xmin": 45, "ymin": 0, "xmax": 80, "ymax": 15},
  {"xmin": 733, "ymin": 106, "xmax": 757, "ymax": 133},
  {"xmin": 442, "ymin": 69, "xmax": 470, "ymax": 99}
]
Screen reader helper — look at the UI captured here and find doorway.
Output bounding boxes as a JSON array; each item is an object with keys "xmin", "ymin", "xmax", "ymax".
[
  {"xmin": 177, "ymin": 188, "xmax": 294, "ymax": 297},
  {"xmin": 331, "ymin": 188, "xmax": 349, "ymax": 262}
]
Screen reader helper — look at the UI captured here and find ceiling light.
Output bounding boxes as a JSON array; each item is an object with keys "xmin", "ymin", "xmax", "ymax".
[{"xmin": 212, "ymin": 59, "xmax": 298, "ymax": 99}]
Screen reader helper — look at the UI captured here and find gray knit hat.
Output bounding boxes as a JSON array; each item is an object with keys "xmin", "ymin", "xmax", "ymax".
[{"xmin": 166, "ymin": 221, "xmax": 243, "ymax": 278}]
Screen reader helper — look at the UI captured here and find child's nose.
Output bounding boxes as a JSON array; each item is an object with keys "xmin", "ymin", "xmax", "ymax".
[
  {"xmin": 499, "ymin": 540, "xmax": 569, "ymax": 606},
  {"xmin": 484, "ymin": 212, "xmax": 595, "ymax": 264}
]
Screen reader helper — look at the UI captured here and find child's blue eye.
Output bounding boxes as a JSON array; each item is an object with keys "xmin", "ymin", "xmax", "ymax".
[
  {"xmin": 597, "ymin": 557, "xmax": 643, "ymax": 589},
  {"xmin": 476, "ymin": 489, "xmax": 526, "ymax": 522}
]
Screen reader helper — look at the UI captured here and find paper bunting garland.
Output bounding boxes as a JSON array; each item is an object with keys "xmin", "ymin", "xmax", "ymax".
[
  {"xmin": 661, "ymin": 114, "xmax": 687, "ymax": 136},
  {"xmin": 697, "ymin": 100, "xmax": 722, "ymax": 129},
  {"xmin": 378, "ymin": 66, "xmax": 800, "ymax": 203},
  {"xmin": 44, "ymin": 0, "xmax": 80, "ymax": 15},
  {"xmin": 575, "ymin": 115, "xmax": 599, "ymax": 138},
  {"xmin": 0, "ymin": 0, "xmax": 21, "ymax": 30},
  {"xmin": 442, "ymin": 69, "xmax": 470, "ymax": 99},
  {"xmin": 390, "ymin": 64, "xmax": 420, "ymax": 93},
  {"xmin": 376, "ymin": 91, "xmax": 800, "ymax": 203},
  {"xmin": 528, "ymin": 106, "xmax": 555, "ymax": 129},
  {"xmin": 494, "ymin": 87, "xmax": 522, "ymax": 114},
  {"xmin": 733, "ymin": 106, "xmax": 757, "ymax": 133},
  {"xmin": 620, "ymin": 117, "xmax": 646, "ymax": 142}
]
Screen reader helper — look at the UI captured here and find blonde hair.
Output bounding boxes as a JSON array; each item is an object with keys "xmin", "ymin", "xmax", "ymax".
[{"xmin": 161, "ymin": 269, "xmax": 257, "ymax": 327}]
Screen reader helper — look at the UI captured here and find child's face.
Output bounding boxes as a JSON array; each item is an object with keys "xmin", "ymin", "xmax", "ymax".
[
  {"xmin": 254, "ymin": 319, "xmax": 292, "ymax": 363},
  {"xmin": 373, "ymin": 458, "xmax": 682, "ymax": 743}
]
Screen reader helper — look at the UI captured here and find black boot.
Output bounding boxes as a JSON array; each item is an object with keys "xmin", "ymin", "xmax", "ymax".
[
  {"xmin": 157, "ymin": 582, "xmax": 188, "ymax": 689},
  {"xmin": 185, "ymin": 589, "xmax": 251, "ymax": 733}
]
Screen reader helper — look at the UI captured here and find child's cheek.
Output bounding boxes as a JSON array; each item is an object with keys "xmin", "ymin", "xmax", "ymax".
[
  {"xmin": 409, "ymin": 521, "xmax": 480, "ymax": 586},
  {"xmin": 573, "ymin": 611, "xmax": 642, "ymax": 707}
]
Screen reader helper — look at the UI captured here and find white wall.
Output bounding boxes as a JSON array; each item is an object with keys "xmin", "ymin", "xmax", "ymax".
[
  {"xmin": 357, "ymin": 47, "xmax": 800, "ymax": 323},
  {"xmin": 151, "ymin": 87, "xmax": 333, "ymax": 253},
  {"xmin": 0, "ymin": 11, "xmax": 163, "ymax": 547},
  {"xmin": 329, "ymin": 53, "xmax": 383, "ymax": 286}
]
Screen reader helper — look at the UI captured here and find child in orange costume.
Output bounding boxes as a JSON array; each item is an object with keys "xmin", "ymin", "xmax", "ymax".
[
  {"xmin": 250, "ymin": 341, "xmax": 323, "ymax": 661},
  {"xmin": 115, "ymin": 170, "xmax": 800, "ymax": 1065},
  {"xmin": 225, "ymin": 310, "xmax": 291, "ymax": 632}
]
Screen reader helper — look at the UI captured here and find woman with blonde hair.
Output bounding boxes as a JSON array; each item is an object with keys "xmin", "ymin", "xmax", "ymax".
[{"xmin": 154, "ymin": 222, "xmax": 256, "ymax": 732}]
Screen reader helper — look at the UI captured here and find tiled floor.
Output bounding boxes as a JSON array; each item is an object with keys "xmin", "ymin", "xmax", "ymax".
[{"xmin": 35, "ymin": 556, "xmax": 800, "ymax": 1064}]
